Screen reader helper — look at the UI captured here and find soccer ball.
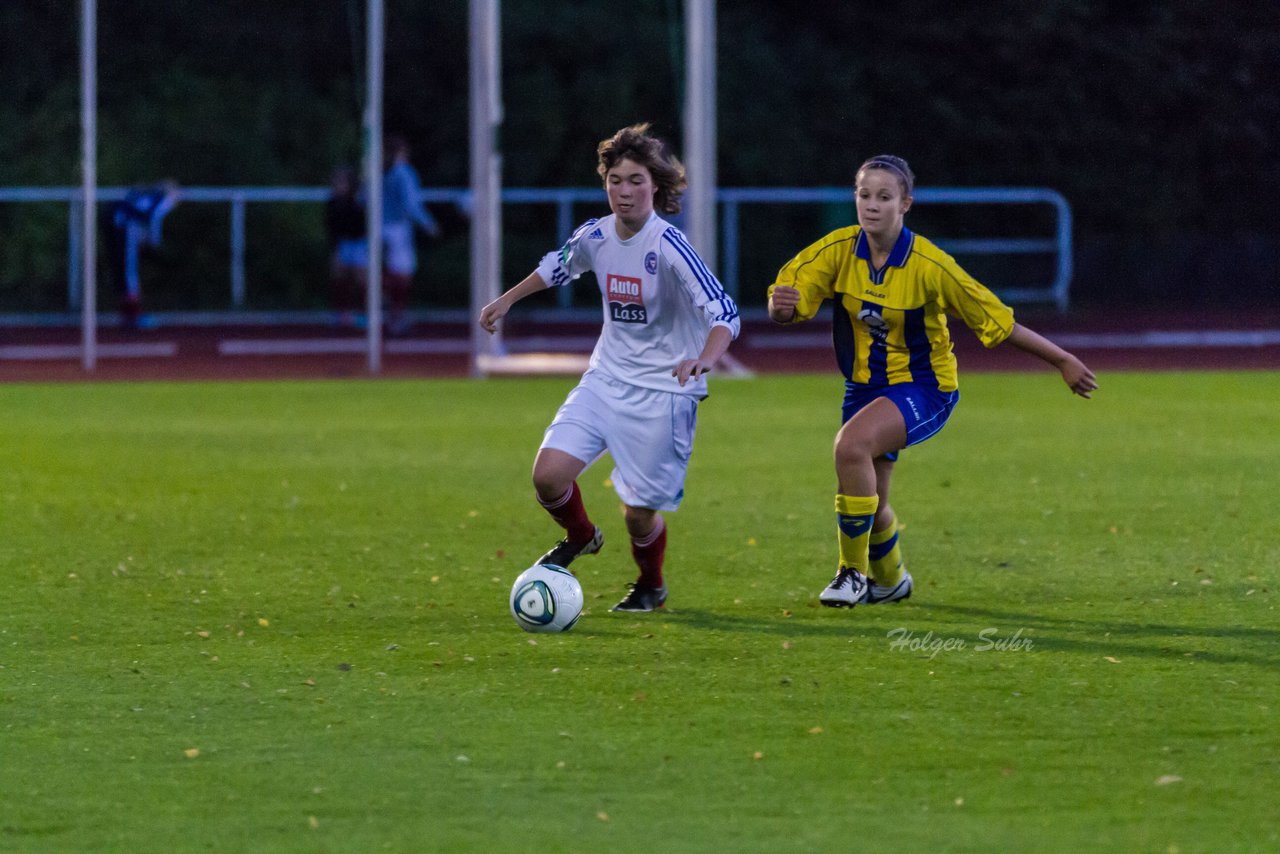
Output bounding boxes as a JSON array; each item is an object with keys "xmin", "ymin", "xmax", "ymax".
[{"xmin": 509, "ymin": 563, "xmax": 585, "ymax": 633}]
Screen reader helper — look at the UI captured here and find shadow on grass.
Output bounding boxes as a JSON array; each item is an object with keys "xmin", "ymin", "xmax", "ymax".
[
  {"xmin": 902, "ymin": 602, "xmax": 1280, "ymax": 670},
  {"xmin": 660, "ymin": 603, "xmax": 1280, "ymax": 670},
  {"xmin": 661, "ymin": 605, "xmax": 894, "ymax": 641}
]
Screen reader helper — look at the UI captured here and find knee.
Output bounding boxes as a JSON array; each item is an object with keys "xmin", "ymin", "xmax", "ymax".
[
  {"xmin": 623, "ymin": 506, "xmax": 658, "ymax": 538},
  {"xmin": 834, "ymin": 432, "xmax": 876, "ymax": 469},
  {"xmin": 531, "ymin": 469, "xmax": 568, "ymax": 502}
]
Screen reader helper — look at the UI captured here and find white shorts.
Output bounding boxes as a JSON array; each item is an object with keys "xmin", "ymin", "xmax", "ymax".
[
  {"xmin": 382, "ymin": 222, "xmax": 416, "ymax": 275},
  {"xmin": 540, "ymin": 371, "xmax": 699, "ymax": 512}
]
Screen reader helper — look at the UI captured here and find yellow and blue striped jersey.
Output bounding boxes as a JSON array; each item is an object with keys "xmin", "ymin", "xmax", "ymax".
[{"xmin": 768, "ymin": 226, "xmax": 1015, "ymax": 391}]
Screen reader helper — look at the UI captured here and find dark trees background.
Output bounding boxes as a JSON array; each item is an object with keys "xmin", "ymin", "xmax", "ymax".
[{"xmin": 2, "ymin": 0, "xmax": 1277, "ymax": 312}]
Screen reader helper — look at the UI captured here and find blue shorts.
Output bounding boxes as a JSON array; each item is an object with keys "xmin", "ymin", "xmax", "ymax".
[{"xmin": 842, "ymin": 382, "xmax": 959, "ymax": 462}]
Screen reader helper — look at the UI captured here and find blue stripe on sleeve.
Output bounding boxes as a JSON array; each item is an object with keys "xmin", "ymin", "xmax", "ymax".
[{"xmin": 662, "ymin": 229, "xmax": 740, "ymax": 324}]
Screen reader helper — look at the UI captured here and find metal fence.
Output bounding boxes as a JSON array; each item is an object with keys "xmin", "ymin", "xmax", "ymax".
[{"xmin": 0, "ymin": 184, "xmax": 1072, "ymax": 318}]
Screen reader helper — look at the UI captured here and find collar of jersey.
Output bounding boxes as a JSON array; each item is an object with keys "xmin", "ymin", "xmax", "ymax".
[
  {"xmin": 853, "ymin": 226, "xmax": 914, "ymax": 269},
  {"xmin": 611, "ymin": 211, "xmax": 660, "ymax": 244}
]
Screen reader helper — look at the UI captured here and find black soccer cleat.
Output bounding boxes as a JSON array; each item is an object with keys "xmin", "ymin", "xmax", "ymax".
[
  {"xmin": 610, "ymin": 582, "xmax": 668, "ymax": 612},
  {"xmin": 537, "ymin": 525, "xmax": 604, "ymax": 569}
]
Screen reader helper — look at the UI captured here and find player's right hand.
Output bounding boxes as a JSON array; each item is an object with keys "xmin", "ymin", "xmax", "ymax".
[{"xmin": 768, "ymin": 285, "xmax": 801, "ymax": 322}]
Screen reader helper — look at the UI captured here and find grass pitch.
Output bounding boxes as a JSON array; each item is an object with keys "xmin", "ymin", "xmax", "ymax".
[{"xmin": 1, "ymin": 372, "xmax": 1277, "ymax": 851}]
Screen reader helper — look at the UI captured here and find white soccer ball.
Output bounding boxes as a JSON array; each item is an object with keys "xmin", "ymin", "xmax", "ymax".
[{"xmin": 509, "ymin": 563, "xmax": 584, "ymax": 633}]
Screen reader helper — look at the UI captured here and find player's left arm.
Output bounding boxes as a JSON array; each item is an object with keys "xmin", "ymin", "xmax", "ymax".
[
  {"xmin": 930, "ymin": 250, "xmax": 1096, "ymax": 398},
  {"xmin": 661, "ymin": 228, "xmax": 740, "ymax": 385},
  {"xmin": 674, "ymin": 323, "xmax": 734, "ymax": 386},
  {"xmin": 1003, "ymin": 324, "xmax": 1099, "ymax": 398}
]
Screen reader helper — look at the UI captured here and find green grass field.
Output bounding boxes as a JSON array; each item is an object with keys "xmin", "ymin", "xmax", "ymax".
[{"xmin": 2, "ymin": 372, "xmax": 1277, "ymax": 852}]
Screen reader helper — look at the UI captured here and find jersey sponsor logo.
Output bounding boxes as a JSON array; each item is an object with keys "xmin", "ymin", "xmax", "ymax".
[
  {"xmin": 644, "ymin": 251, "xmax": 658, "ymax": 274},
  {"xmin": 588, "ymin": 228, "xmax": 605, "ymax": 240},
  {"xmin": 858, "ymin": 306, "xmax": 890, "ymax": 343},
  {"xmin": 606, "ymin": 273, "xmax": 648, "ymax": 324}
]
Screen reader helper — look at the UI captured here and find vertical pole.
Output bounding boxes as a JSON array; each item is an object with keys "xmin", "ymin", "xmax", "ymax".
[
  {"xmin": 81, "ymin": 0, "xmax": 98, "ymax": 371},
  {"xmin": 556, "ymin": 194, "xmax": 573, "ymax": 308},
  {"xmin": 230, "ymin": 194, "xmax": 246, "ymax": 308},
  {"xmin": 469, "ymin": 0, "xmax": 503, "ymax": 376},
  {"xmin": 683, "ymin": 0, "xmax": 716, "ymax": 269},
  {"xmin": 69, "ymin": 200, "xmax": 83, "ymax": 309},
  {"xmin": 364, "ymin": 0, "xmax": 385, "ymax": 373}
]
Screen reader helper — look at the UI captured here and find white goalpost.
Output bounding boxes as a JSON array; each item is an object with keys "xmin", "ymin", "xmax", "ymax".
[{"xmin": 80, "ymin": 0, "xmax": 97, "ymax": 371}]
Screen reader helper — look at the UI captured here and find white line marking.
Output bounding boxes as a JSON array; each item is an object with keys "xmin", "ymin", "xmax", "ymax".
[
  {"xmin": 0, "ymin": 342, "xmax": 178, "ymax": 360},
  {"xmin": 749, "ymin": 330, "xmax": 1280, "ymax": 350}
]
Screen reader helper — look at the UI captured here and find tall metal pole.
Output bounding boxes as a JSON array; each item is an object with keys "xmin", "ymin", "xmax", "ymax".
[
  {"xmin": 469, "ymin": 0, "xmax": 503, "ymax": 377},
  {"xmin": 80, "ymin": 0, "xmax": 98, "ymax": 371},
  {"xmin": 364, "ymin": 0, "xmax": 385, "ymax": 373},
  {"xmin": 683, "ymin": 0, "xmax": 717, "ymax": 269}
]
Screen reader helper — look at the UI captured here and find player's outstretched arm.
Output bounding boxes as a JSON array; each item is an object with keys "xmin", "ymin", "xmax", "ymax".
[
  {"xmin": 479, "ymin": 272, "xmax": 549, "ymax": 334},
  {"xmin": 1004, "ymin": 323, "xmax": 1099, "ymax": 398}
]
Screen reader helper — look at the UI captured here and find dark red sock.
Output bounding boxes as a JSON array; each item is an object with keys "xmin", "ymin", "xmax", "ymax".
[
  {"xmin": 630, "ymin": 516, "xmax": 667, "ymax": 588},
  {"xmin": 537, "ymin": 482, "xmax": 595, "ymax": 543}
]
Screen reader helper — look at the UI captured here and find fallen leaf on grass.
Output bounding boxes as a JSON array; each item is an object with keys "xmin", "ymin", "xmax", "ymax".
[
  {"xmin": 258, "ymin": 618, "xmax": 270, "ymax": 627},
  {"xmin": 808, "ymin": 726, "xmax": 824, "ymax": 735},
  {"xmin": 183, "ymin": 748, "xmax": 200, "ymax": 759},
  {"xmin": 597, "ymin": 811, "xmax": 610, "ymax": 822},
  {"xmin": 752, "ymin": 751, "xmax": 764, "ymax": 761},
  {"xmin": 1104, "ymin": 656, "xmax": 1121, "ymax": 663},
  {"xmin": 1155, "ymin": 775, "xmax": 1183, "ymax": 786}
]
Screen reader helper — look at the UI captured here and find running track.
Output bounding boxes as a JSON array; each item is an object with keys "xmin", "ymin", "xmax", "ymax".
[{"xmin": 2, "ymin": 307, "xmax": 1279, "ymax": 383}]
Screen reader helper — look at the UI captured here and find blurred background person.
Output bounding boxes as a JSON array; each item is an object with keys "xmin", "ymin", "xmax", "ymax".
[
  {"xmin": 106, "ymin": 181, "xmax": 181, "ymax": 330},
  {"xmin": 381, "ymin": 134, "xmax": 441, "ymax": 336},
  {"xmin": 324, "ymin": 165, "xmax": 368, "ymax": 329}
]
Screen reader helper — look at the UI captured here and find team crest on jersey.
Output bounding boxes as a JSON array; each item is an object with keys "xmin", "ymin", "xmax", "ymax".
[
  {"xmin": 858, "ymin": 306, "xmax": 890, "ymax": 343},
  {"xmin": 644, "ymin": 251, "xmax": 658, "ymax": 274},
  {"xmin": 606, "ymin": 274, "xmax": 648, "ymax": 324},
  {"xmin": 588, "ymin": 228, "xmax": 605, "ymax": 240}
]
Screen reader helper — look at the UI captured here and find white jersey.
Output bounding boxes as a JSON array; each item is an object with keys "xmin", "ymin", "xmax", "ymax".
[{"xmin": 535, "ymin": 212, "xmax": 740, "ymax": 396}]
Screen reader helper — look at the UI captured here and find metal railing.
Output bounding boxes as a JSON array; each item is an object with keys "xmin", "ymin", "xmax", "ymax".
[{"xmin": 0, "ymin": 184, "xmax": 1072, "ymax": 316}]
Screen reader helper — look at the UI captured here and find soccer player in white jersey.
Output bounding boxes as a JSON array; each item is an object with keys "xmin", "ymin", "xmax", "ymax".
[{"xmin": 479, "ymin": 123, "xmax": 740, "ymax": 612}]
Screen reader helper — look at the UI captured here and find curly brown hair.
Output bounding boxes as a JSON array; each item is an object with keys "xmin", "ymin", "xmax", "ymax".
[{"xmin": 596, "ymin": 123, "xmax": 688, "ymax": 215}]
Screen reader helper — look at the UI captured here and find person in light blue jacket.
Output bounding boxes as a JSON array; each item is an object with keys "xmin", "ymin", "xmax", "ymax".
[{"xmin": 381, "ymin": 135, "xmax": 441, "ymax": 335}]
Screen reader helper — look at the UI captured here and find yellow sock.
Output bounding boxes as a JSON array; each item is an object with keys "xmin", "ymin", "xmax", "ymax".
[
  {"xmin": 834, "ymin": 494, "xmax": 878, "ymax": 575},
  {"xmin": 868, "ymin": 518, "xmax": 905, "ymax": 587}
]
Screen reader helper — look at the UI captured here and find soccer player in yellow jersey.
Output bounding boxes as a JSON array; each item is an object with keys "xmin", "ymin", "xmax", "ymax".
[{"xmin": 767, "ymin": 154, "xmax": 1098, "ymax": 608}]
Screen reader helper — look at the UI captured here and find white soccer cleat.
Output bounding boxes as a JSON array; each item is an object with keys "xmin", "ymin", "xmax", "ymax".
[
  {"xmin": 866, "ymin": 570, "xmax": 913, "ymax": 605},
  {"xmin": 819, "ymin": 566, "xmax": 869, "ymax": 608}
]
